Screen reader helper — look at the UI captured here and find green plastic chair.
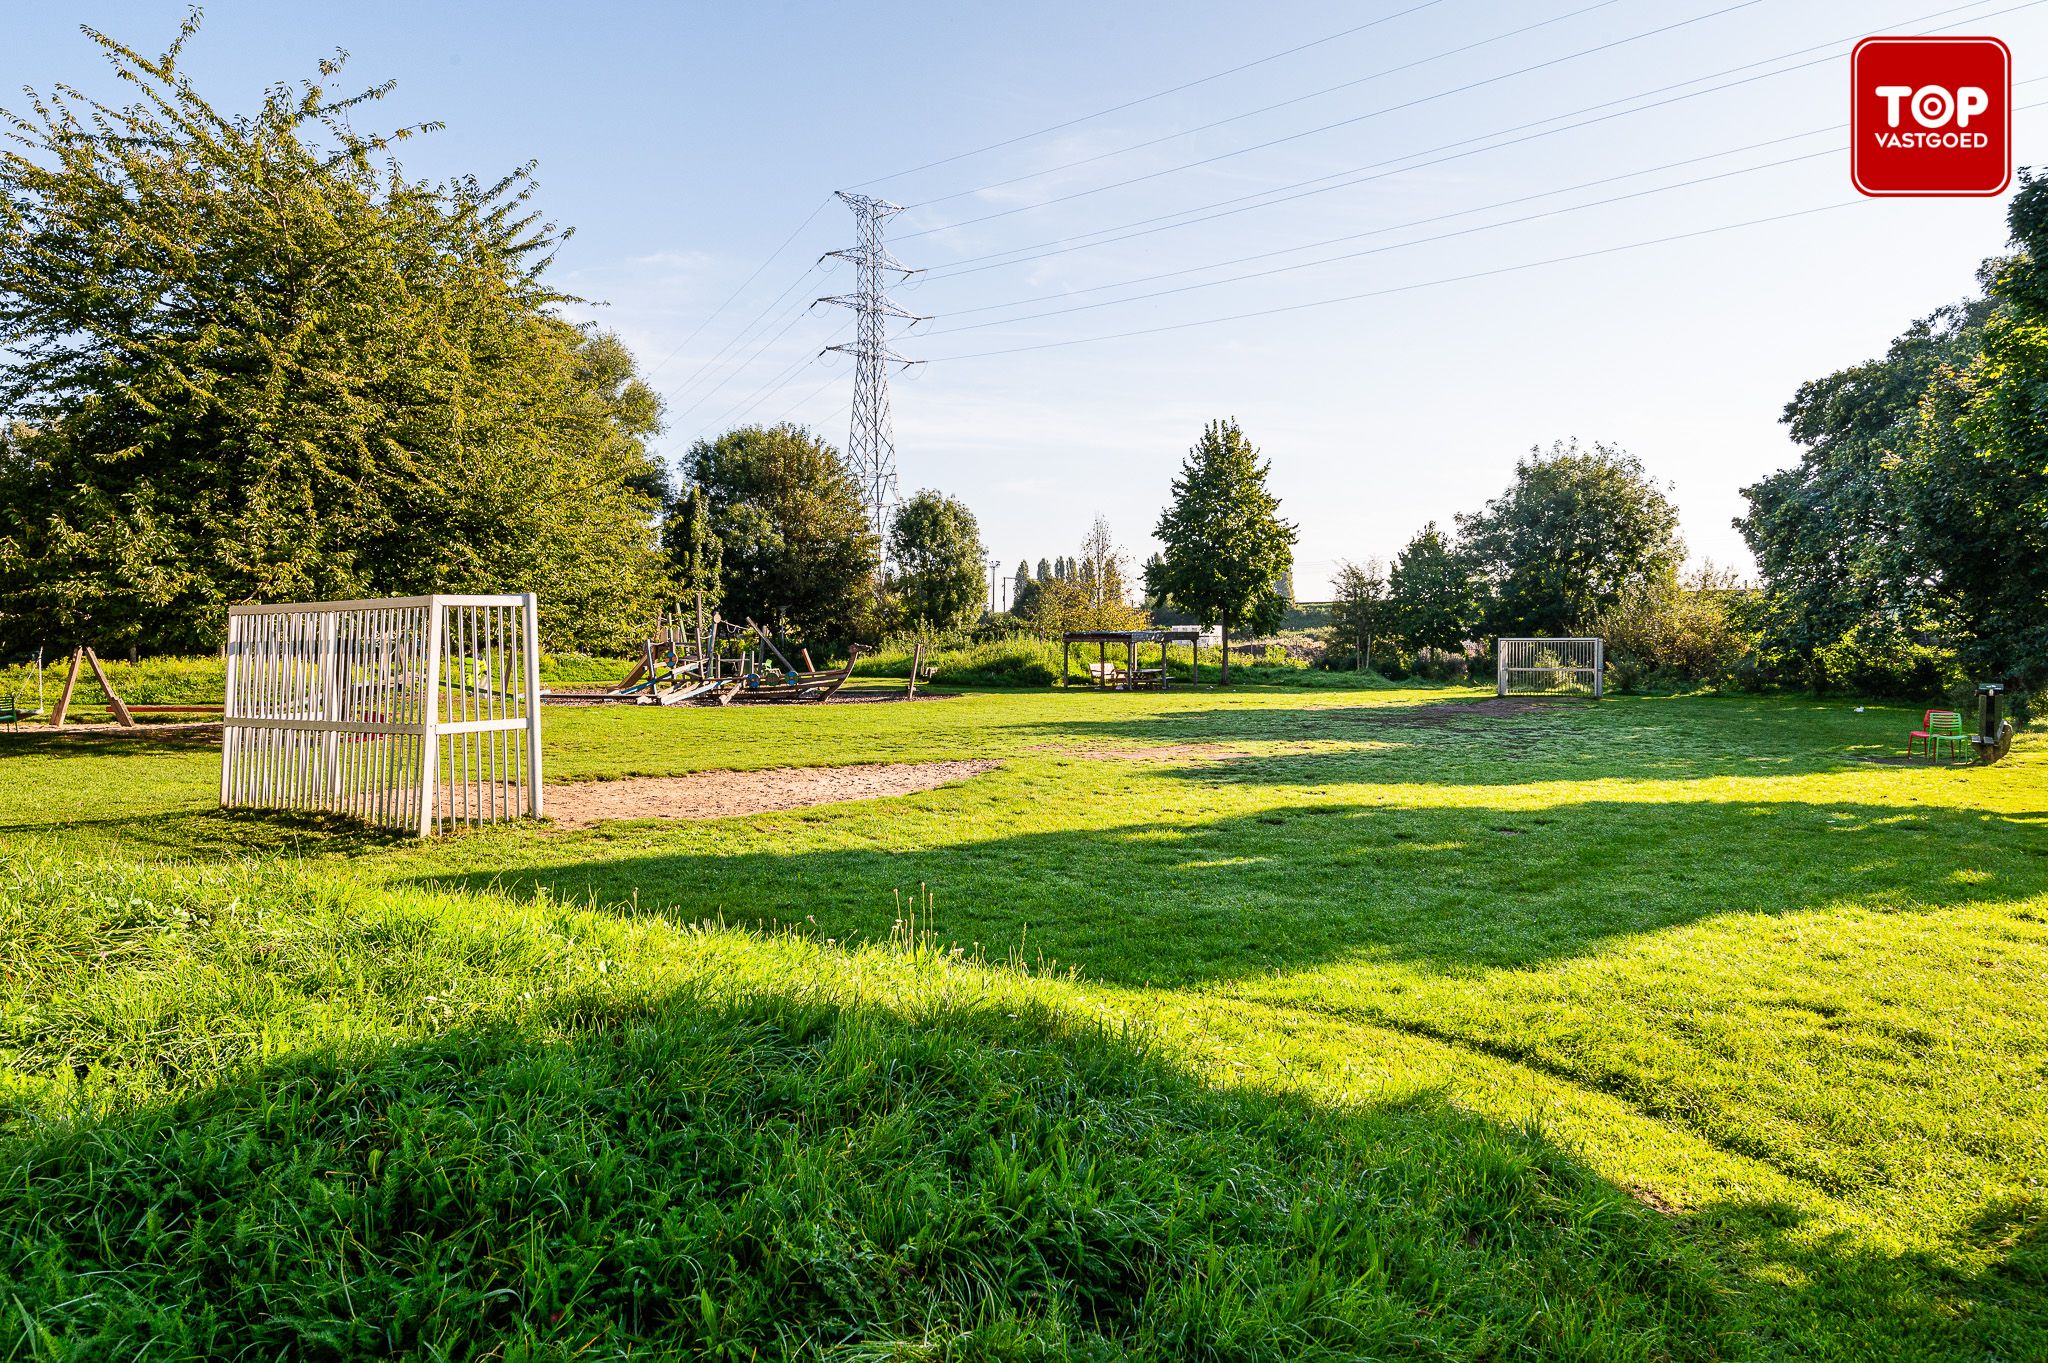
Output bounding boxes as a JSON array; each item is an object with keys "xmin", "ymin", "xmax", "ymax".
[
  {"xmin": 1931, "ymin": 711, "xmax": 1973, "ymax": 760},
  {"xmin": 1909, "ymin": 709, "xmax": 1970, "ymax": 760}
]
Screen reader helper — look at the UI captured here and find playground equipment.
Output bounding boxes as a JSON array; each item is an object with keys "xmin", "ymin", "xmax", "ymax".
[
  {"xmin": 221, "ymin": 594, "xmax": 542, "ymax": 836},
  {"xmin": 1497, "ymin": 638, "xmax": 1604, "ymax": 698},
  {"xmin": 2, "ymin": 648, "xmax": 42, "ymax": 725},
  {"xmin": 49, "ymin": 645, "xmax": 135, "ymax": 726},
  {"xmin": 554, "ymin": 596, "xmax": 858, "ymax": 706}
]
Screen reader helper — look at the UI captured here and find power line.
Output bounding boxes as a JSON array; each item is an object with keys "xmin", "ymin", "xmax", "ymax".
[
  {"xmin": 905, "ymin": 0, "xmax": 2035, "ymax": 284},
  {"xmin": 925, "ymin": 201, "xmax": 1866, "ymax": 361},
  {"xmin": 919, "ymin": 79, "xmax": 2046, "ymax": 358},
  {"xmin": 666, "ymin": 297, "xmax": 835, "ymax": 432},
  {"xmin": 929, "ymin": 147, "xmax": 1841, "ymax": 336},
  {"xmin": 853, "ymin": 0, "xmax": 1448, "ymax": 189},
  {"xmin": 902, "ymin": 0, "xmax": 1628, "ymax": 210},
  {"xmin": 936, "ymin": 124, "xmax": 1846, "ymax": 321},
  {"xmin": 638, "ymin": 195, "xmax": 830, "ymax": 385},
  {"xmin": 699, "ymin": 319, "xmax": 854, "ymax": 438},
  {"xmin": 659, "ymin": 258, "xmax": 829, "ymax": 407},
  {"xmin": 932, "ymin": 71, "xmax": 2048, "ymax": 325},
  {"xmin": 894, "ymin": 0, "xmax": 1764, "ymax": 241}
]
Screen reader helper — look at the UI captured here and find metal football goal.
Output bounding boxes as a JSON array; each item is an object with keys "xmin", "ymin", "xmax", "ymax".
[
  {"xmin": 221, "ymin": 594, "xmax": 543, "ymax": 835},
  {"xmin": 1496, "ymin": 637, "xmax": 1604, "ymax": 698}
]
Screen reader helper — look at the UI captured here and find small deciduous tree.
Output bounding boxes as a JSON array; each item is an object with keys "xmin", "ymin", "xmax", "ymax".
[
  {"xmin": 1390, "ymin": 524, "xmax": 1478, "ymax": 653},
  {"xmin": 1150, "ymin": 419, "xmax": 1296, "ymax": 684},
  {"xmin": 1593, "ymin": 563, "xmax": 1756, "ymax": 689},
  {"xmin": 1327, "ymin": 558, "xmax": 1391, "ymax": 671},
  {"xmin": 886, "ymin": 490, "xmax": 987, "ymax": 632},
  {"xmin": 660, "ymin": 484, "xmax": 722, "ymax": 602}
]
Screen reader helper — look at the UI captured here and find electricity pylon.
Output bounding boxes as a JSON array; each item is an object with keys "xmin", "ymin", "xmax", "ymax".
[{"xmin": 817, "ymin": 190, "xmax": 924, "ymax": 548}]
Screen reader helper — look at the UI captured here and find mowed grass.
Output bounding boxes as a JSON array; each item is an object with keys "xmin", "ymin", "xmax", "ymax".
[{"xmin": 1, "ymin": 683, "xmax": 2044, "ymax": 1359}]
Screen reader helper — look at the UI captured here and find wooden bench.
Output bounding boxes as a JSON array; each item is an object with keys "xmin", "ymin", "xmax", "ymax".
[{"xmin": 1085, "ymin": 661, "xmax": 1128, "ymax": 687}]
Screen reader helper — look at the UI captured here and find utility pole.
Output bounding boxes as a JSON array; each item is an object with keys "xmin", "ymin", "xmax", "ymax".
[{"xmin": 817, "ymin": 191, "xmax": 924, "ymax": 550}]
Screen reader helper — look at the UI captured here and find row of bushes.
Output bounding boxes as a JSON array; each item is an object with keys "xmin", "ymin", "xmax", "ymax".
[
  {"xmin": 0, "ymin": 651, "xmax": 628, "ymax": 711},
  {"xmin": 1313, "ymin": 573, "xmax": 2004, "ymax": 709},
  {"xmin": 852, "ymin": 634, "xmax": 1392, "ymax": 689}
]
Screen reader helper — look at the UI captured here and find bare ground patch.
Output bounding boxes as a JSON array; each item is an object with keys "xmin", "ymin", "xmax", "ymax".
[
  {"xmin": 545, "ymin": 760, "xmax": 1002, "ymax": 830},
  {"xmin": 1028, "ymin": 741, "xmax": 1245, "ymax": 763},
  {"xmin": 1306, "ymin": 697, "xmax": 1577, "ymax": 727},
  {"xmin": 0, "ymin": 720, "xmax": 222, "ymax": 743}
]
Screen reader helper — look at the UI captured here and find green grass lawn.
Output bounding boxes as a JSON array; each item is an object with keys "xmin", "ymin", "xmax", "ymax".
[{"xmin": 1, "ymin": 683, "xmax": 2043, "ymax": 1359}]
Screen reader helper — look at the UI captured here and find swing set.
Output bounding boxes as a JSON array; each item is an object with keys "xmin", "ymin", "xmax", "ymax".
[{"xmin": 1, "ymin": 646, "xmax": 137, "ymax": 728}]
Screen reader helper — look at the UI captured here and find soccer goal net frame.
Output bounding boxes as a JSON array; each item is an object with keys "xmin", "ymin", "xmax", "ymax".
[
  {"xmin": 221, "ymin": 594, "xmax": 543, "ymax": 836},
  {"xmin": 1496, "ymin": 637, "xmax": 1604, "ymax": 698}
]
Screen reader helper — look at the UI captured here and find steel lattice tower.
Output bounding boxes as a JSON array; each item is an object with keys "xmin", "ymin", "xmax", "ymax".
[{"xmin": 817, "ymin": 191, "xmax": 924, "ymax": 545}]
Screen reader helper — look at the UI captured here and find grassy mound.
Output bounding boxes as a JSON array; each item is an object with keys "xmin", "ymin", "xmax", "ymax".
[{"xmin": 0, "ymin": 856, "xmax": 1717, "ymax": 1361}]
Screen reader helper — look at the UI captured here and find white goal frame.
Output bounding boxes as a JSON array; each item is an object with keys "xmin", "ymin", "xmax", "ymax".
[
  {"xmin": 1496, "ymin": 637, "xmax": 1604, "ymax": 698},
  {"xmin": 221, "ymin": 594, "xmax": 543, "ymax": 836}
]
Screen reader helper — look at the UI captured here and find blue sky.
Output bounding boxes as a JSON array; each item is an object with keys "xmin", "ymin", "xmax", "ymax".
[{"xmin": 8, "ymin": 1, "xmax": 2045, "ymax": 597}]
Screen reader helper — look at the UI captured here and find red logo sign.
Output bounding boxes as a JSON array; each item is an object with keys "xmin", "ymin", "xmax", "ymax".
[{"xmin": 1852, "ymin": 36, "xmax": 2011, "ymax": 196}]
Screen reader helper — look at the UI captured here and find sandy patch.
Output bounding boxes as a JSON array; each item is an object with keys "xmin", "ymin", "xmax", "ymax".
[
  {"xmin": 0, "ymin": 720, "xmax": 222, "ymax": 740},
  {"xmin": 545, "ymin": 760, "xmax": 1001, "ymax": 829}
]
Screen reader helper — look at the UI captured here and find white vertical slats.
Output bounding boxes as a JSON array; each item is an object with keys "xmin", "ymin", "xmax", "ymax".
[
  {"xmin": 221, "ymin": 595, "xmax": 540, "ymax": 835},
  {"xmin": 521, "ymin": 593, "xmax": 544, "ymax": 819}
]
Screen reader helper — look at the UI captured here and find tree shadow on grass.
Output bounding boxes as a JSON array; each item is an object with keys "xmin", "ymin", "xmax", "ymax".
[
  {"xmin": 407, "ymin": 795, "xmax": 2048, "ymax": 985},
  {"xmin": 5, "ymin": 974, "xmax": 2043, "ymax": 1360},
  {"xmin": 0, "ymin": 981, "xmax": 1727, "ymax": 1361},
  {"xmin": 999, "ymin": 693, "xmax": 1907, "ymax": 788},
  {"xmin": 0, "ymin": 806, "xmax": 413, "ymax": 858}
]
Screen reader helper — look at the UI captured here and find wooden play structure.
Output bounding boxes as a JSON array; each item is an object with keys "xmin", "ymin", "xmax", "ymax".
[
  {"xmin": 1061, "ymin": 628, "xmax": 1203, "ymax": 690},
  {"xmin": 1496, "ymin": 637, "xmax": 1605, "ymax": 698},
  {"xmin": 221, "ymin": 594, "xmax": 542, "ymax": 836},
  {"xmin": 554, "ymin": 596, "xmax": 858, "ymax": 707},
  {"xmin": 49, "ymin": 646, "xmax": 135, "ymax": 726}
]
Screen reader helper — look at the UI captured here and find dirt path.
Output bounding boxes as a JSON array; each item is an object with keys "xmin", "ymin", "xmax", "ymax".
[{"xmin": 544, "ymin": 760, "xmax": 1002, "ymax": 829}]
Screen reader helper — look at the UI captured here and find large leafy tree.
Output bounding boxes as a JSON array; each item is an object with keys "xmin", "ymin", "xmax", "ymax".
[
  {"xmin": 1389, "ymin": 524, "xmax": 1479, "ymax": 653},
  {"xmin": 0, "ymin": 18, "xmax": 669, "ymax": 654},
  {"xmin": 888, "ymin": 490, "xmax": 987, "ymax": 631},
  {"xmin": 1151, "ymin": 419, "xmax": 1296, "ymax": 684},
  {"xmin": 1908, "ymin": 175, "xmax": 2048, "ymax": 692},
  {"xmin": 686, "ymin": 423, "xmax": 878, "ymax": 647},
  {"xmin": 1736, "ymin": 298, "xmax": 1989, "ymax": 684},
  {"xmin": 1458, "ymin": 440, "xmax": 1683, "ymax": 637},
  {"xmin": 1738, "ymin": 171, "xmax": 2048, "ymax": 699}
]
